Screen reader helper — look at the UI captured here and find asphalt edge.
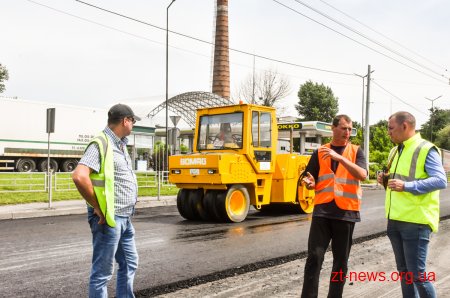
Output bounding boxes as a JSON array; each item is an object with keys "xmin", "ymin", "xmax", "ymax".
[
  {"xmin": 135, "ymin": 229, "xmax": 389, "ymax": 297},
  {"xmin": 135, "ymin": 216, "xmax": 450, "ymax": 297}
]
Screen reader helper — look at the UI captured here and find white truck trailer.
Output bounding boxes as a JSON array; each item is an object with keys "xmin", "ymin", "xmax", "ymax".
[{"xmin": 0, "ymin": 97, "xmax": 155, "ymax": 172}]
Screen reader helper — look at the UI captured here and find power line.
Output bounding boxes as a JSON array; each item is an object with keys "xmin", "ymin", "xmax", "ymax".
[
  {"xmin": 291, "ymin": 0, "xmax": 448, "ymax": 79},
  {"xmin": 73, "ymin": 0, "xmax": 355, "ymax": 76},
  {"xmin": 369, "ymin": 78, "xmax": 446, "ymax": 88},
  {"xmin": 271, "ymin": 0, "xmax": 448, "ymax": 85},
  {"xmin": 25, "ymin": 0, "xmax": 354, "ymax": 84},
  {"xmin": 28, "ymin": 0, "xmax": 449, "ymax": 88},
  {"xmin": 371, "ymin": 80, "xmax": 427, "ymax": 115},
  {"xmin": 25, "ymin": 0, "xmax": 209, "ymax": 59},
  {"xmin": 317, "ymin": 0, "xmax": 449, "ymax": 73}
]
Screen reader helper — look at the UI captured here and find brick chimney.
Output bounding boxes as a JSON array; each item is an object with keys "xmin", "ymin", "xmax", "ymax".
[{"xmin": 212, "ymin": 0, "xmax": 230, "ymax": 99}]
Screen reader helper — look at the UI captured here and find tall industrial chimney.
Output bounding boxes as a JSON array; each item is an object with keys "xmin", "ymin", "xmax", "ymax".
[{"xmin": 212, "ymin": 0, "xmax": 230, "ymax": 99}]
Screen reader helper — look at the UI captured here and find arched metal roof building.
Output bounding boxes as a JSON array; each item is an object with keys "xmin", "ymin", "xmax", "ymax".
[{"xmin": 146, "ymin": 91, "xmax": 234, "ymax": 127}]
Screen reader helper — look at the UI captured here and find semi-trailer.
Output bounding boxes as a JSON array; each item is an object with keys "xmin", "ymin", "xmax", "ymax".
[{"xmin": 0, "ymin": 97, "xmax": 154, "ymax": 172}]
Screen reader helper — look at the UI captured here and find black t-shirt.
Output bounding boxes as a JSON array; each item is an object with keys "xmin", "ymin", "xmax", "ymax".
[{"xmin": 304, "ymin": 144, "xmax": 366, "ymax": 222}]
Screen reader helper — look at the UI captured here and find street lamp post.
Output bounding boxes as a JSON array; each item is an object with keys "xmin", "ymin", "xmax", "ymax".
[
  {"xmin": 425, "ymin": 95, "xmax": 442, "ymax": 142},
  {"xmin": 165, "ymin": 0, "xmax": 176, "ymax": 173}
]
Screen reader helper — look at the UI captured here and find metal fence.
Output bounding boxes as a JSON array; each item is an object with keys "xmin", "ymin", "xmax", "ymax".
[
  {"xmin": 135, "ymin": 171, "xmax": 173, "ymax": 188},
  {"xmin": 0, "ymin": 171, "xmax": 173, "ymax": 193},
  {"xmin": 0, "ymin": 172, "xmax": 47, "ymax": 193},
  {"xmin": 54, "ymin": 173, "xmax": 77, "ymax": 191}
]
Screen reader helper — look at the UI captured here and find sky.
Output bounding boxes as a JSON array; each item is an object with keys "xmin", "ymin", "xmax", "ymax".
[{"xmin": 1, "ymin": 0, "xmax": 449, "ymax": 129}]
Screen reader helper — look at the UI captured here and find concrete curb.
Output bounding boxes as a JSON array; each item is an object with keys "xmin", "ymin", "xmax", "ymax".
[
  {"xmin": 361, "ymin": 184, "xmax": 383, "ymax": 190},
  {"xmin": 136, "ymin": 197, "xmax": 177, "ymax": 208},
  {"xmin": 0, "ymin": 207, "xmax": 85, "ymax": 220},
  {"xmin": 0, "ymin": 196, "xmax": 177, "ymax": 220}
]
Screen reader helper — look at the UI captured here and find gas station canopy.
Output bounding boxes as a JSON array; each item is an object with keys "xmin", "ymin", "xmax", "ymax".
[{"xmin": 277, "ymin": 121, "xmax": 357, "ymax": 138}]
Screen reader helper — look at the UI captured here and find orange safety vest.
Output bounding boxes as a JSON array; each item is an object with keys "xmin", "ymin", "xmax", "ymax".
[{"xmin": 315, "ymin": 143, "xmax": 362, "ymax": 211}]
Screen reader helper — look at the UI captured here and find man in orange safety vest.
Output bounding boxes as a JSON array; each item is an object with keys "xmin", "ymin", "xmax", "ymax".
[{"xmin": 300, "ymin": 114, "xmax": 367, "ymax": 298}]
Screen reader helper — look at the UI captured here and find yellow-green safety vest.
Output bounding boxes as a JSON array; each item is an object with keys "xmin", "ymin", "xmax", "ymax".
[
  {"xmin": 88, "ymin": 133, "xmax": 116, "ymax": 227},
  {"xmin": 385, "ymin": 133, "xmax": 440, "ymax": 232}
]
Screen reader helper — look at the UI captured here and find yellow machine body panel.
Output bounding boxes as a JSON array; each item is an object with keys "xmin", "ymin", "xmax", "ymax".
[
  {"xmin": 169, "ymin": 152, "xmax": 275, "ymax": 206},
  {"xmin": 169, "ymin": 153, "xmax": 255, "ymax": 188},
  {"xmin": 271, "ymin": 154, "xmax": 313, "ymax": 203}
]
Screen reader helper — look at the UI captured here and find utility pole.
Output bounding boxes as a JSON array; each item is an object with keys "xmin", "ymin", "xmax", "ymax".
[
  {"xmin": 360, "ymin": 76, "xmax": 365, "ymax": 129},
  {"xmin": 353, "ymin": 73, "xmax": 366, "ymax": 128},
  {"xmin": 354, "ymin": 68, "xmax": 374, "ymax": 152},
  {"xmin": 425, "ymin": 95, "xmax": 442, "ymax": 142},
  {"xmin": 364, "ymin": 65, "xmax": 371, "ymax": 172}
]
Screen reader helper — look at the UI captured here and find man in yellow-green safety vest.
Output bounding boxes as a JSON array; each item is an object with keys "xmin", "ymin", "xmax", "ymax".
[
  {"xmin": 72, "ymin": 103, "xmax": 141, "ymax": 298},
  {"xmin": 378, "ymin": 111, "xmax": 447, "ymax": 298}
]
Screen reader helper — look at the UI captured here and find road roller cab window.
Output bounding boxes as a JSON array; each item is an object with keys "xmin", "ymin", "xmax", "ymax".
[{"xmin": 197, "ymin": 112, "xmax": 243, "ymax": 150}]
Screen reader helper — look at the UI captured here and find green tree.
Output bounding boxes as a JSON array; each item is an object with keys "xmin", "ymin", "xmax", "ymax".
[
  {"xmin": 0, "ymin": 63, "xmax": 9, "ymax": 93},
  {"xmin": 180, "ymin": 143, "xmax": 189, "ymax": 154},
  {"xmin": 420, "ymin": 108, "xmax": 450, "ymax": 143},
  {"xmin": 366, "ymin": 120, "xmax": 393, "ymax": 179},
  {"xmin": 350, "ymin": 121, "xmax": 363, "ymax": 146},
  {"xmin": 345, "ymin": 120, "xmax": 391, "ymax": 179},
  {"xmin": 296, "ymin": 80, "xmax": 339, "ymax": 122},
  {"xmin": 435, "ymin": 124, "xmax": 450, "ymax": 150},
  {"xmin": 369, "ymin": 120, "xmax": 392, "ymax": 153},
  {"xmin": 150, "ymin": 141, "xmax": 171, "ymax": 171}
]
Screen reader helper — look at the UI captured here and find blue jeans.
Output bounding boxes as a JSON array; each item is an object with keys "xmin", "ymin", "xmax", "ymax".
[
  {"xmin": 387, "ymin": 220, "xmax": 436, "ymax": 298},
  {"xmin": 88, "ymin": 207, "xmax": 138, "ymax": 298}
]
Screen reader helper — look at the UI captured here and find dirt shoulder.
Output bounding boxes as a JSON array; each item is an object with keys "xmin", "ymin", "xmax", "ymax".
[{"xmin": 158, "ymin": 219, "xmax": 450, "ymax": 297}]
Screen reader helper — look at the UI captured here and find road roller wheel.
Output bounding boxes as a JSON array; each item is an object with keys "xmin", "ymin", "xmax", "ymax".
[
  {"xmin": 177, "ymin": 189, "xmax": 195, "ymax": 220},
  {"xmin": 216, "ymin": 184, "xmax": 250, "ymax": 223},
  {"xmin": 203, "ymin": 190, "xmax": 221, "ymax": 221},
  {"xmin": 297, "ymin": 182, "xmax": 314, "ymax": 214},
  {"xmin": 189, "ymin": 188, "xmax": 208, "ymax": 221}
]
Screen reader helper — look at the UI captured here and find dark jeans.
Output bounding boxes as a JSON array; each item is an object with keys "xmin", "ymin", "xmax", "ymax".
[
  {"xmin": 301, "ymin": 216, "xmax": 355, "ymax": 298},
  {"xmin": 387, "ymin": 219, "xmax": 436, "ymax": 298}
]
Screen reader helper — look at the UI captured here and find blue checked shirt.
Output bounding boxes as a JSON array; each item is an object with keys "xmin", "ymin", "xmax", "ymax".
[{"xmin": 79, "ymin": 127, "xmax": 138, "ymax": 216}]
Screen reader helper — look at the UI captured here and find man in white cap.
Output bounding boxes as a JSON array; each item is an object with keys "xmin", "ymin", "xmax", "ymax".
[{"xmin": 72, "ymin": 103, "xmax": 141, "ymax": 297}]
